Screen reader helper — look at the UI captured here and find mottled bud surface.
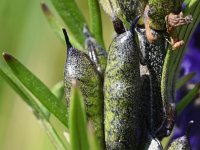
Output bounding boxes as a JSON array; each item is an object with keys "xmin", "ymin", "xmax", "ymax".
[{"xmin": 104, "ymin": 31, "xmax": 142, "ymax": 149}]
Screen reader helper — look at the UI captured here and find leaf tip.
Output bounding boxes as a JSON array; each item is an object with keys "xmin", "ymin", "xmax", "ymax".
[
  {"xmin": 3, "ymin": 52, "xmax": 13, "ymax": 61},
  {"xmin": 41, "ymin": 2, "xmax": 49, "ymax": 14},
  {"xmin": 72, "ymin": 79, "xmax": 78, "ymax": 88}
]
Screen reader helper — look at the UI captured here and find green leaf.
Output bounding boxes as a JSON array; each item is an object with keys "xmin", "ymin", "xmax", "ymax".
[
  {"xmin": 40, "ymin": 119, "xmax": 68, "ymax": 150},
  {"xmin": 41, "ymin": 2, "xmax": 83, "ymax": 50},
  {"xmin": 51, "ymin": 81, "xmax": 64, "ymax": 101},
  {"xmin": 173, "ymin": 0, "xmax": 200, "ymax": 85},
  {"xmin": 88, "ymin": 0, "xmax": 104, "ymax": 47},
  {"xmin": 69, "ymin": 80, "xmax": 89, "ymax": 150},
  {"xmin": 0, "ymin": 62, "xmax": 44, "ymax": 117},
  {"xmin": 88, "ymin": 122, "xmax": 101, "ymax": 150},
  {"xmin": 0, "ymin": 62, "xmax": 68, "ymax": 150},
  {"xmin": 3, "ymin": 52, "xmax": 68, "ymax": 127},
  {"xmin": 161, "ymin": 48, "xmax": 174, "ymax": 104},
  {"xmin": 176, "ymin": 72, "xmax": 196, "ymax": 90},
  {"xmin": 49, "ymin": 0, "xmax": 86, "ymax": 47},
  {"xmin": 176, "ymin": 83, "xmax": 200, "ymax": 114}
]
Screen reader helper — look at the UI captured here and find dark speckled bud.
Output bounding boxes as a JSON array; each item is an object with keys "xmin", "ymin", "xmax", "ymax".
[
  {"xmin": 63, "ymin": 29, "xmax": 104, "ymax": 147},
  {"xmin": 135, "ymin": 26, "xmax": 175, "ymax": 139},
  {"xmin": 104, "ymin": 16, "xmax": 146, "ymax": 150}
]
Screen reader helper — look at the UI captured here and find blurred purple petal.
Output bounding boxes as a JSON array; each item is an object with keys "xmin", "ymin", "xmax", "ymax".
[{"xmin": 181, "ymin": 48, "xmax": 200, "ymax": 83}]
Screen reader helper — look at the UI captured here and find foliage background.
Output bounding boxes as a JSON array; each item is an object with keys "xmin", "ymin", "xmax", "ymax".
[
  {"xmin": 1, "ymin": 0, "xmax": 200, "ymax": 149},
  {"xmin": 0, "ymin": 0, "xmax": 112, "ymax": 149}
]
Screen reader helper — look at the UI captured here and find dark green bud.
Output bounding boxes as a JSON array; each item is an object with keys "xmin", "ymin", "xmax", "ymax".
[
  {"xmin": 136, "ymin": 26, "xmax": 176, "ymax": 139},
  {"xmin": 63, "ymin": 29, "xmax": 104, "ymax": 147},
  {"xmin": 148, "ymin": 0, "xmax": 176, "ymax": 30},
  {"xmin": 147, "ymin": 0, "xmax": 187, "ymax": 31},
  {"xmin": 104, "ymin": 16, "xmax": 146, "ymax": 149},
  {"xmin": 139, "ymin": 66, "xmax": 153, "ymax": 150}
]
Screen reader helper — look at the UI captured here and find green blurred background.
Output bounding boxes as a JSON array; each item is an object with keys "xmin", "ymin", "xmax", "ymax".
[{"xmin": 0, "ymin": 0, "xmax": 113, "ymax": 149}]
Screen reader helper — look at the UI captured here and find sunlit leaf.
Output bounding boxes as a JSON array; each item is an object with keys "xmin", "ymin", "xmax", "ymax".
[
  {"xmin": 3, "ymin": 52, "xmax": 68, "ymax": 127},
  {"xmin": 69, "ymin": 80, "xmax": 89, "ymax": 150}
]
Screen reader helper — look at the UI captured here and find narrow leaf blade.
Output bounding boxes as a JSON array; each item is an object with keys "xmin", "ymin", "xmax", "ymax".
[
  {"xmin": 172, "ymin": 0, "xmax": 200, "ymax": 94},
  {"xmin": 176, "ymin": 72, "xmax": 196, "ymax": 90},
  {"xmin": 3, "ymin": 52, "xmax": 68, "ymax": 127},
  {"xmin": 176, "ymin": 83, "xmax": 200, "ymax": 114},
  {"xmin": 51, "ymin": 81, "xmax": 64, "ymax": 101},
  {"xmin": 49, "ymin": 0, "xmax": 86, "ymax": 47},
  {"xmin": 0, "ymin": 62, "xmax": 41, "ymax": 116},
  {"xmin": 0, "ymin": 63, "xmax": 68, "ymax": 150},
  {"xmin": 88, "ymin": 122, "xmax": 101, "ymax": 150},
  {"xmin": 41, "ymin": 2, "xmax": 83, "ymax": 50},
  {"xmin": 69, "ymin": 80, "xmax": 89, "ymax": 150},
  {"xmin": 88, "ymin": 0, "xmax": 104, "ymax": 47}
]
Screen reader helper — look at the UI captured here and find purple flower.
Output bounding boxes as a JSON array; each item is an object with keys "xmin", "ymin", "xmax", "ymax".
[{"xmin": 173, "ymin": 23, "xmax": 200, "ymax": 150}]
